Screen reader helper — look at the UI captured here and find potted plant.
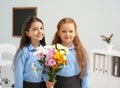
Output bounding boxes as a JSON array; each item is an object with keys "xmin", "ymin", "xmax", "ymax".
[{"xmin": 100, "ymin": 34, "xmax": 113, "ymax": 51}]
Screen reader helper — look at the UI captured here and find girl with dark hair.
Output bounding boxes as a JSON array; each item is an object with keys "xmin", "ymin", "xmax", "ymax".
[{"xmin": 14, "ymin": 16, "xmax": 46, "ymax": 88}]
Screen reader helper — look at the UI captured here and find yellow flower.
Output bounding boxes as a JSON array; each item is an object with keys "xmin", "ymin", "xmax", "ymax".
[
  {"xmin": 53, "ymin": 51, "xmax": 66, "ymax": 64},
  {"xmin": 34, "ymin": 67, "xmax": 38, "ymax": 72}
]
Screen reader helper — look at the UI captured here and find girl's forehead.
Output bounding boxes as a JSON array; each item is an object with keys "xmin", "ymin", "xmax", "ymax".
[
  {"xmin": 31, "ymin": 21, "xmax": 43, "ymax": 27},
  {"xmin": 60, "ymin": 23, "xmax": 75, "ymax": 28},
  {"xmin": 32, "ymin": 21, "xmax": 42, "ymax": 25}
]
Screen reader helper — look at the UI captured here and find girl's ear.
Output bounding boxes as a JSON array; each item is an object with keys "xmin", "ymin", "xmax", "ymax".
[{"xmin": 25, "ymin": 31, "xmax": 30, "ymax": 37}]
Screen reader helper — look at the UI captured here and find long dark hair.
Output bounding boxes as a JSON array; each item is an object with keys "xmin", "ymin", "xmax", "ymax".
[
  {"xmin": 13, "ymin": 16, "xmax": 46, "ymax": 69},
  {"xmin": 52, "ymin": 17, "xmax": 88, "ymax": 77},
  {"xmin": 19, "ymin": 16, "xmax": 46, "ymax": 49}
]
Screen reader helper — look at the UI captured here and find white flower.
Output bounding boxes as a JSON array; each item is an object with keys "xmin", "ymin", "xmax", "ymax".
[
  {"xmin": 52, "ymin": 44, "xmax": 69, "ymax": 54},
  {"xmin": 33, "ymin": 46, "xmax": 49, "ymax": 56},
  {"xmin": 31, "ymin": 62, "xmax": 35, "ymax": 68}
]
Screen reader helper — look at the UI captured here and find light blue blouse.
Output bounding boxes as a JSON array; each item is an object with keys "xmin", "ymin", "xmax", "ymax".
[
  {"xmin": 14, "ymin": 44, "xmax": 45, "ymax": 88},
  {"xmin": 57, "ymin": 44, "xmax": 89, "ymax": 88}
]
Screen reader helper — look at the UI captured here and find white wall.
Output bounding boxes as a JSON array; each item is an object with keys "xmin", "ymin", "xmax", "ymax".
[
  {"xmin": 0, "ymin": 0, "xmax": 120, "ymax": 87},
  {"xmin": 0, "ymin": 0, "xmax": 120, "ymax": 53}
]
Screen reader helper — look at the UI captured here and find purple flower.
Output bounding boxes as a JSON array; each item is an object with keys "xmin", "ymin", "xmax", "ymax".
[
  {"xmin": 37, "ymin": 53, "xmax": 44, "ymax": 60},
  {"xmin": 45, "ymin": 58, "xmax": 56, "ymax": 67}
]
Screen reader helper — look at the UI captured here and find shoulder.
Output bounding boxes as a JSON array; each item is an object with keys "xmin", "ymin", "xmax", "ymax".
[
  {"xmin": 16, "ymin": 46, "xmax": 29, "ymax": 58},
  {"xmin": 15, "ymin": 46, "xmax": 30, "ymax": 63},
  {"xmin": 22, "ymin": 46, "xmax": 29, "ymax": 53},
  {"xmin": 18, "ymin": 46, "xmax": 28, "ymax": 53}
]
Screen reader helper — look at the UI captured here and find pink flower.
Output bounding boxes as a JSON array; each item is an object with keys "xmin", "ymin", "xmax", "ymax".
[
  {"xmin": 37, "ymin": 53, "xmax": 44, "ymax": 60},
  {"xmin": 45, "ymin": 58, "xmax": 56, "ymax": 67}
]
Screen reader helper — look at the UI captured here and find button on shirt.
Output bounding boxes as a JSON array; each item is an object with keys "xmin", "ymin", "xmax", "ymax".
[
  {"xmin": 57, "ymin": 44, "xmax": 89, "ymax": 88},
  {"xmin": 14, "ymin": 44, "xmax": 45, "ymax": 88}
]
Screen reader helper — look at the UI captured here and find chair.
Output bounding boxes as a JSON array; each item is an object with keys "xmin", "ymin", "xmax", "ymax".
[
  {"xmin": 0, "ymin": 44, "xmax": 17, "ymax": 60},
  {"xmin": 0, "ymin": 43, "xmax": 17, "ymax": 88}
]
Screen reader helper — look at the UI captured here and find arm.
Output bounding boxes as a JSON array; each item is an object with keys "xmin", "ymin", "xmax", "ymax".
[
  {"xmin": 81, "ymin": 62, "xmax": 89, "ymax": 88},
  {"xmin": 14, "ymin": 49, "xmax": 26, "ymax": 88},
  {"xmin": 42, "ymin": 70, "xmax": 54, "ymax": 88},
  {"xmin": 46, "ymin": 80, "xmax": 54, "ymax": 88}
]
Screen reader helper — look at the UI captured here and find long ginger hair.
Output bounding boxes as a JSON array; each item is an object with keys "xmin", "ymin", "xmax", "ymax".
[{"xmin": 52, "ymin": 17, "xmax": 88, "ymax": 77}]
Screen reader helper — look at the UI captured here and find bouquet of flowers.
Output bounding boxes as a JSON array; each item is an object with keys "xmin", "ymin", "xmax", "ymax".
[{"xmin": 34, "ymin": 44, "xmax": 69, "ymax": 83}]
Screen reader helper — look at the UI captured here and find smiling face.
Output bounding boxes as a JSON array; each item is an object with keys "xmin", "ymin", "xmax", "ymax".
[
  {"xmin": 25, "ymin": 21, "xmax": 45, "ymax": 45},
  {"xmin": 57, "ymin": 23, "xmax": 76, "ymax": 47}
]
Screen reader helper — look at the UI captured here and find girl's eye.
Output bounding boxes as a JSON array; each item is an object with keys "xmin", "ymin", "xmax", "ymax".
[
  {"xmin": 33, "ymin": 28, "xmax": 38, "ymax": 31},
  {"xmin": 62, "ymin": 31, "xmax": 65, "ymax": 33},
  {"xmin": 61, "ymin": 30, "xmax": 66, "ymax": 33},
  {"xmin": 32, "ymin": 27, "xmax": 44, "ymax": 31},
  {"xmin": 69, "ymin": 30, "xmax": 73, "ymax": 33},
  {"xmin": 40, "ymin": 27, "xmax": 44, "ymax": 30}
]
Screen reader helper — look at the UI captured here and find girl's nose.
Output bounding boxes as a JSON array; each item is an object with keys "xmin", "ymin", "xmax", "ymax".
[
  {"xmin": 38, "ymin": 28, "xmax": 42, "ymax": 32},
  {"xmin": 38, "ymin": 28, "xmax": 44, "ymax": 34},
  {"xmin": 66, "ymin": 32, "xmax": 70, "ymax": 35}
]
